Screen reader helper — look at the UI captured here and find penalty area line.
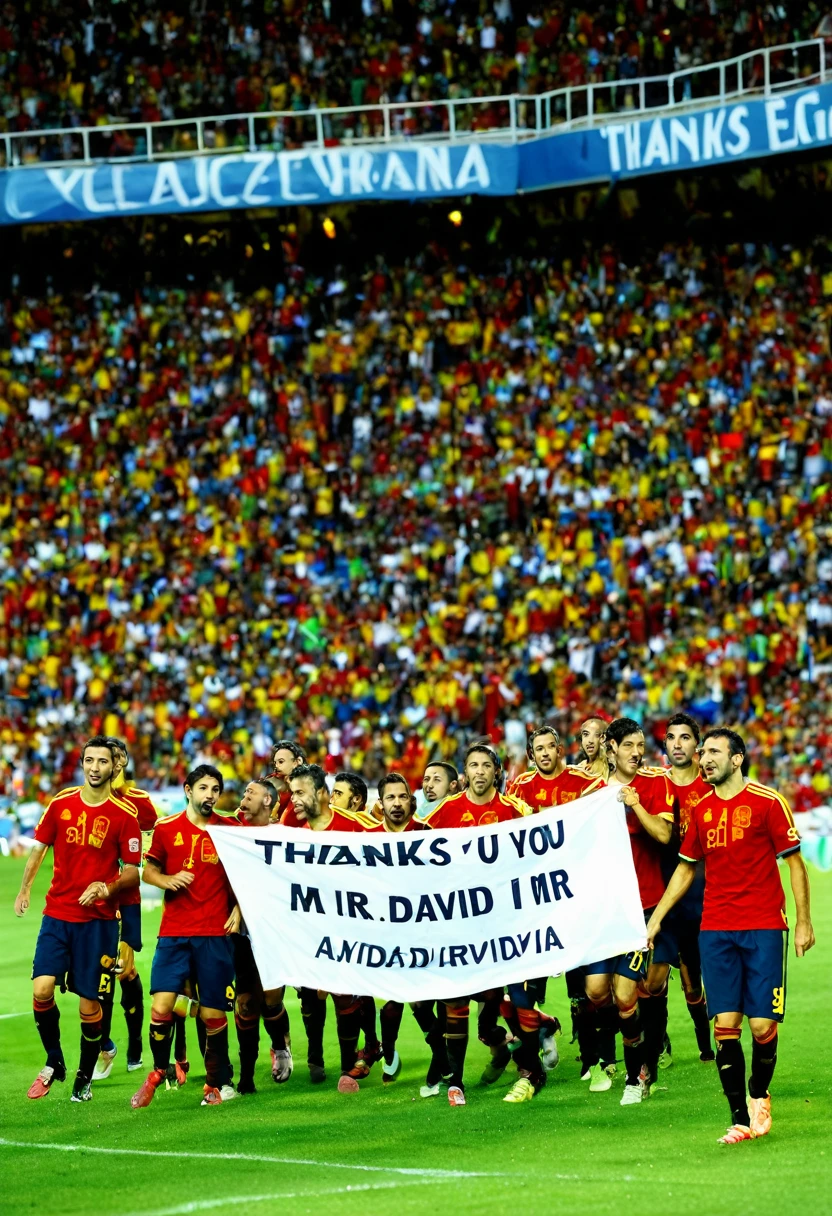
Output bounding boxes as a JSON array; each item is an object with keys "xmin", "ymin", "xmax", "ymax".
[
  {"xmin": 126, "ymin": 1178, "xmax": 448, "ymax": 1216},
  {"xmin": 0, "ymin": 1139, "xmax": 502, "ymax": 1179}
]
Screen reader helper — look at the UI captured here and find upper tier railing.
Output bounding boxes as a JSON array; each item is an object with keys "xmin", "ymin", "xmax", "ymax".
[{"xmin": 1, "ymin": 38, "xmax": 826, "ymax": 170}]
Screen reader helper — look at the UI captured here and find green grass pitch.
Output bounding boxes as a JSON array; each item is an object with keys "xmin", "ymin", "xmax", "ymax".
[{"xmin": 1, "ymin": 856, "xmax": 830, "ymax": 1216}]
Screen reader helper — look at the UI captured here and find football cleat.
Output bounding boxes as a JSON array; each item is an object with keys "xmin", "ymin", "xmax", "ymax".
[
  {"xmin": 345, "ymin": 1062, "xmax": 370, "ymax": 1081},
  {"xmin": 603, "ymin": 1061, "xmax": 617, "ymax": 1078},
  {"xmin": 718, "ymin": 1124, "xmax": 754, "ymax": 1145},
  {"xmin": 700, "ymin": 1049, "xmax": 716, "ymax": 1063},
  {"xmin": 92, "ymin": 1042, "xmax": 118, "ymax": 1081},
  {"xmin": 541, "ymin": 1031, "xmax": 559, "ymax": 1072},
  {"xmin": 580, "ymin": 1066, "xmax": 592, "ymax": 1082},
  {"xmin": 174, "ymin": 1060, "xmax": 188, "ymax": 1087},
  {"xmin": 503, "ymin": 1077, "xmax": 535, "ymax": 1103},
  {"xmin": 420, "ymin": 1082, "xmax": 441, "ymax": 1098},
  {"xmin": 480, "ymin": 1043, "xmax": 511, "ymax": 1085},
  {"xmin": 27, "ymin": 1063, "xmax": 65, "ymax": 1100},
  {"xmin": 447, "ymin": 1085, "xmax": 467, "ymax": 1106},
  {"xmin": 309, "ymin": 1064, "xmax": 327, "ymax": 1084},
  {"xmin": 748, "ymin": 1094, "xmax": 772, "ymax": 1138},
  {"xmin": 71, "ymin": 1073, "xmax": 93, "ymax": 1103},
  {"xmin": 126, "ymin": 1054, "xmax": 144, "ymax": 1073},
  {"xmin": 337, "ymin": 1074, "xmax": 360, "ymax": 1094},
  {"xmin": 620, "ymin": 1080, "xmax": 647, "ymax": 1106},
  {"xmin": 358, "ymin": 1042, "xmax": 384, "ymax": 1069},
  {"xmin": 236, "ymin": 1078, "xmax": 257, "ymax": 1095},
  {"xmin": 130, "ymin": 1067, "xmax": 165, "ymax": 1109},
  {"xmin": 589, "ymin": 1063, "xmax": 612, "ymax": 1092},
  {"xmin": 201, "ymin": 1084, "xmax": 239, "ymax": 1105},
  {"xmin": 658, "ymin": 1032, "xmax": 673, "ymax": 1070},
  {"xmin": 382, "ymin": 1050, "xmax": 401, "ymax": 1083},
  {"xmin": 271, "ymin": 1047, "xmax": 293, "ymax": 1084}
]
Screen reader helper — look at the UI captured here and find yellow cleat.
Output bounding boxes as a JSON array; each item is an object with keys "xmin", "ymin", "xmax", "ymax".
[
  {"xmin": 748, "ymin": 1094, "xmax": 772, "ymax": 1138},
  {"xmin": 503, "ymin": 1077, "xmax": 535, "ymax": 1103}
]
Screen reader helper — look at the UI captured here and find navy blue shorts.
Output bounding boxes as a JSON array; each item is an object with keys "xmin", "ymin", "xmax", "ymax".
[
  {"xmin": 150, "ymin": 936, "xmax": 235, "ymax": 1011},
  {"xmin": 700, "ymin": 929, "xmax": 788, "ymax": 1022},
  {"xmin": 120, "ymin": 904, "xmax": 143, "ymax": 952},
  {"xmin": 579, "ymin": 949, "xmax": 649, "ymax": 982},
  {"xmin": 32, "ymin": 915, "xmax": 119, "ymax": 1003},
  {"xmin": 506, "ymin": 978, "xmax": 547, "ymax": 1009},
  {"xmin": 653, "ymin": 909, "xmax": 703, "ymax": 974}
]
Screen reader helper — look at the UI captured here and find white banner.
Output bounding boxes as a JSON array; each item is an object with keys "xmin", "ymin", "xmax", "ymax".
[{"xmin": 208, "ymin": 786, "xmax": 646, "ymax": 1001}]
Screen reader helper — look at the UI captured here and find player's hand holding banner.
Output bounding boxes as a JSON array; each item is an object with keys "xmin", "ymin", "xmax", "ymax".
[{"xmin": 208, "ymin": 786, "xmax": 646, "ymax": 1001}]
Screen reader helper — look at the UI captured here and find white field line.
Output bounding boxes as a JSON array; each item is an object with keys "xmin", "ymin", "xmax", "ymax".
[
  {"xmin": 127, "ymin": 1179, "xmax": 447, "ymax": 1216},
  {"xmin": 0, "ymin": 1138, "xmax": 500, "ymax": 1179},
  {"xmin": 0, "ymin": 1012, "xmax": 28, "ymax": 1019}
]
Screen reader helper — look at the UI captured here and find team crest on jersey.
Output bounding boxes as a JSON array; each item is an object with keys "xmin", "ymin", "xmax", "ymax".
[
  {"xmin": 703, "ymin": 810, "xmax": 713, "ymax": 822},
  {"xmin": 201, "ymin": 838, "xmax": 219, "ymax": 864},
  {"xmin": 89, "ymin": 815, "xmax": 110, "ymax": 849},
  {"xmin": 732, "ymin": 806, "xmax": 751, "ymax": 841},
  {"xmin": 560, "ymin": 792, "xmax": 577, "ymax": 803},
  {"xmin": 536, "ymin": 790, "xmax": 548, "ymax": 801},
  {"xmin": 60, "ymin": 809, "xmax": 71, "ymax": 820},
  {"xmin": 174, "ymin": 832, "xmax": 184, "ymax": 846},
  {"xmin": 479, "ymin": 811, "xmax": 499, "ymax": 825}
]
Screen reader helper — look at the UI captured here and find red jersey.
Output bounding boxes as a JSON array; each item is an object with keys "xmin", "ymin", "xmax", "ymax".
[
  {"xmin": 507, "ymin": 766, "xmax": 604, "ymax": 811},
  {"xmin": 426, "ymin": 789, "xmax": 528, "ymax": 830},
  {"xmin": 272, "ymin": 789, "xmax": 293, "ymax": 823},
  {"xmin": 301, "ymin": 808, "xmax": 368, "ymax": 832},
  {"xmin": 280, "ymin": 803, "xmax": 305, "ymax": 828},
  {"xmin": 680, "ymin": 781, "xmax": 801, "ymax": 931},
  {"xmin": 34, "ymin": 787, "xmax": 142, "ymax": 923},
  {"xmin": 113, "ymin": 785, "xmax": 158, "ymax": 909},
  {"xmin": 145, "ymin": 811, "xmax": 235, "ymax": 937},
  {"xmin": 364, "ymin": 818, "xmax": 430, "ymax": 833},
  {"xmin": 665, "ymin": 770, "xmax": 712, "ymax": 837},
  {"xmin": 616, "ymin": 770, "xmax": 677, "ymax": 909}
]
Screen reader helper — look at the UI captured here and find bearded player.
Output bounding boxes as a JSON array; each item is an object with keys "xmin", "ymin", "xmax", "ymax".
[
  {"xmin": 659, "ymin": 714, "xmax": 715, "ymax": 1065},
  {"xmin": 426, "ymin": 742, "xmax": 528, "ymax": 1107},
  {"xmin": 269, "ymin": 739, "xmax": 306, "ymax": 824},
  {"xmin": 233, "ymin": 779, "xmax": 293, "ymax": 1092},
  {"xmin": 131, "ymin": 764, "xmax": 242, "ymax": 1108},
  {"xmin": 14, "ymin": 737, "xmax": 141, "ymax": 1103},
  {"xmin": 507, "ymin": 726, "xmax": 604, "ymax": 810},
  {"xmin": 647, "ymin": 729, "xmax": 814, "ymax": 1144},
  {"xmin": 578, "ymin": 718, "xmax": 676, "ymax": 1106}
]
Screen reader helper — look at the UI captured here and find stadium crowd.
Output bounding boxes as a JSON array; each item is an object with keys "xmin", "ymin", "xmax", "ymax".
[
  {"xmin": 0, "ymin": 0, "xmax": 826, "ymax": 156},
  {"xmin": 2, "ymin": 230, "xmax": 832, "ymax": 812}
]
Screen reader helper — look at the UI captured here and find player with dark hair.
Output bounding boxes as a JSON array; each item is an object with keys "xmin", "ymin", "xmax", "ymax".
[
  {"xmin": 232, "ymin": 779, "xmax": 293, "ymax": 1092},
  {"xmin": 577, "ymin": 717, "xmax": 610, "ymax": 780},
  {"xmin": 421, "ymin": 762, "xmax": 461, "ymax": 808},
  {"xmin": 425, "ymin": 744, "xmax": 528, "ymax": 1107},
  {"xmin": 507, "ymin": 725, "xmax": 607, "ymax": 1087},
  {"xmin": 269, "ymin": 739, "xmax": 307, "ymax": 825},
  {"xmin": 658, "ymin": 713, "xmax": 715, "ymax": 1066},
  {"xmin": 647, "ymin": 729, "xmax": 814, "ymax": 1144},
  {"xmin": 580, "ymin": 718, "xmax": 677, "ymax": 1106},
  {"xmin": 91, "ymin": 738, "xmax": 159, "ymax": 1080},
  {"xmin": 288, "ymin": 763, "xmax": 371, "ymax": 1093},
  {"xmin": 131, "ymin": 764, "xmax": 242, "ymax": 1108},
  {"xmin": 14, "ymin": 737, "xmax": 142, "ymax": 1102}
]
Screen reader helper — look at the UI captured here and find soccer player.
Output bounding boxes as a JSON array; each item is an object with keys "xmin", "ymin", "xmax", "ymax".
[
  {"xmin": 420, "ymin": 761, "xmax": 461, "ymax": 811},
  {"xmin": 647, "ymin": 729, "xmax": 815, "ymax": 1145},
  {"xmin": 577, "ymin": 716, "xmax": 610, "ymax": 780},
  {"xmin": 426, "ymin": 742, "xmax": 528, "ymax": 1106},
  {"xmin": 131, "ymin": 764, "xmax": 242, "ymax": 1108},
  {"xmin": 287, "ymin": 763, "xmax": 370, "ymax": 1093},
  {"xmin": 581, "ymin": 718, "xmax": 676, "ymax": 1106},
  {"xmin": 507, "ymin": 725, "xmax": 604, "ymax": 809},
  {"xmin": 506, "ymin": 726, "xmax": 606, "ymax": 1087},
  {"xmin": 92, "ymin": 738, "xmax": 159, "ymax": 1079},
  {"xmin": 658, "ymin": 713, "xmax": 715, "ymax": 1065},
  {"xmin": 233, "ymin": 779, "xmax": 293, "ymax": 1092},
  {"xmin": 269, "ymin": 739, "xmax": 307, "ymax": 824},
  {"xmin": 14, "ymin": 737, "xmax": 142, "ymax": 1102}
]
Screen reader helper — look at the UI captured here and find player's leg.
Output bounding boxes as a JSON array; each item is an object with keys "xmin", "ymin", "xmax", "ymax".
[
  {"xmin": 299, "ymin": 986, "xmax": 327, "ymax": 1082},
  {"xmin": 678, "ymin": 927, "xmax": 714, "ymax": 1060},
  {"xmin": 333, "ymin": 994, "xmax": 364, "ymax": 1092},
  {"xmin": 28, "ymin": 916, "xmax": 70, "ymax": 1097},
  {"xmin": 700, "ymin": 930, "xmax": 752, "ymax": 1142},
  {"xmin": 584, "ymin": 965, "xmax": 617, "ymax": 1093},
  {"xmin": 380, "ymin": 1000, "xmax": 404, "ymax": 1081},
  {"xmin": 131, "ymin": 936, "xmax": 190, "ymax": 1106},
  {"xmin": 503, "ymin": 981, "xmax": 544, "ymax": 1103},
  {"xmin": 639, "ymin": 960, "xmax": 670, "ymax": 1089},
  {"xmin": 69, "ymin": 919, "xmax": 119, "ymax": 1101},
  {"xmin": 443, "ymin": 998, "xmax": 470, "ymax": 1105},
  {"xmin": 566, "ymin": 968, "xmax": 598, "ymax": 1079},
  {"xmin": 612, "ymin": 952, "xmax": 649, "ymax": 1105},
  {"xmin": 477, "ymin": 988, "xmax": 513, "ymax": 1086},
  {"xmin": 410, "ymin": 999, "xmax": 448, "ymax": 1094},
  {"xmin": 262, "ymin": 986, "xmax": 293, "ymax": 1083},
  {"xmin": 194, "ymin": 936, "xmax": 237, "ymax": 1105},
  {"xmin": 232, "ymin": 935, "xmax": 261, "ymax": 1094},
  {"xmin": 743, "ymin": 928, "xmax": 788, "ymax": 1138},
  {"xmin": 119, "ymin": 903, "xmax": 144, "ymax": 1070},
  {"xmin": 358, "ymin": 995, "xmax": 382, "ymax": 1067}
]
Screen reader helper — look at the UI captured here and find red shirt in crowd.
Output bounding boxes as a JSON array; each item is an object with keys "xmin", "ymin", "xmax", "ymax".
[
  {"xmin": 507, "ymin": 766, "xmax": 604, "ymax": 810},
  {"xmin": 680, "ymin": 781, "xmax": 801, "ymax": 931},
  {"xmin": 145, "ymin": 811, "xmax": 236, "ymax": 936},
  {"xmin": 426, "ymin": 789, "xmax": 528, "ymax": 829},
  {"xmin": 34, "ymin": 787, "xmax": 142, "ymax": 923}
]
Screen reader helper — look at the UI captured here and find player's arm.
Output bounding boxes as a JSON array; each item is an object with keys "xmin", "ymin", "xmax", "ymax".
[
  {"xmin": 142, "ymin": 856, "xmax": 194, "ymax": 892},
  {"xmin": 14, "ymin": 842, "xmax": 48, "ymax": 916},
  {"xmin": 78, "ymin": 864, "xmax": 141, "ymax": 907},
  {"xmin": 617, "ymin": 784, "xmax": 673, "ymax": 843},
  {"xmin": 785, "ymin": 852, "xmax": 815, "ymax": 956},
  {"xmin": 645, "ymin": 860, "xmax": 697, "ymax": 948}
]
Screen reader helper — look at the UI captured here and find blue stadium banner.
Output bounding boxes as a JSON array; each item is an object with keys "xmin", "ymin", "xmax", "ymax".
[
  {"xmin": 0, "ymin": 142, "xmax": 516, "ymax": 225},
  {"xmin": 3, "ymin": 83, "xmax": 832, "ymax": 224}
]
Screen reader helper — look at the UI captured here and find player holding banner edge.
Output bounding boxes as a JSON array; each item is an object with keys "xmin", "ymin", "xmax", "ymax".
[{"xmin": 646, "ymin": 728, "xmax": 815, "ymax": 1145}]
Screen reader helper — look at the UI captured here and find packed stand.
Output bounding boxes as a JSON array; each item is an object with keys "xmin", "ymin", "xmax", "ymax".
[
  {"xmin": 0, "ymin": 0, "xmax": 824, "ymax": 161},
  {"xmin": 2, "ymin": 233, "xmax": 832, "ymax": 812}
]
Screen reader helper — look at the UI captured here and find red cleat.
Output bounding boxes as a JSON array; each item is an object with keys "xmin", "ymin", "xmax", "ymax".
[
  {"xmin": 337, "ymin": 1074, "xmax": 360, "ymax": 1094},
  {"xmin": 27, "ymin": 1064, "xmax": 65, "ymax": 1100},
  {"xmin": 718, "ymin": 1124, "xmax": 754, "ymax": 1145},
  {"xmin": 174, "ymin": 1061, "xmax": 188, "ymax": 1086},
  {"xmin": 358, "ymin": 1042, "xmax": 383, "ymax": 1068},
  {"xmin": 448, "ymin": 1085, "xmax": 467, "ymax": 1107},
  {"xmin": 130, "ymin": 1068, "xmax": 165, "ymax": 1109}
]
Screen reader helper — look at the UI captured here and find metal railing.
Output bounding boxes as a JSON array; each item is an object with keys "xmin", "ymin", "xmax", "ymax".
[{"xmin": 0, "ymin": 38, "xmax": 826, "ymax": 170}]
